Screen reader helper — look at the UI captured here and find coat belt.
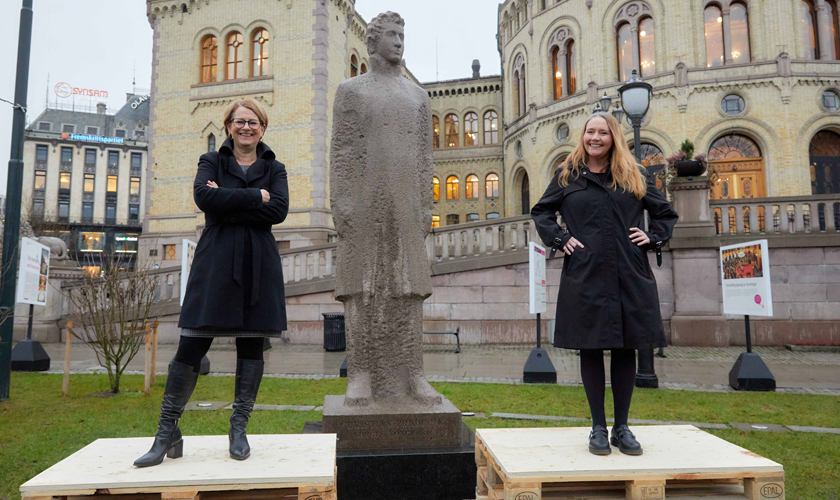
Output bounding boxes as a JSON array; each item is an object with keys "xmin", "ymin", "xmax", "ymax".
[{"xmin": 232, "ymin": 225, "xmax": 262, "ymax": 306}]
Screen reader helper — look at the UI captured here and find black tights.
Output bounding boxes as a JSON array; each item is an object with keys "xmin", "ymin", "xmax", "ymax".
[
  {"xmin": 174, "ymin": 336, "xmax": 265, "ymax": 372},
  {"xmin": 579, "ymin": 349, "xmax": 636, "ymax": 428}
]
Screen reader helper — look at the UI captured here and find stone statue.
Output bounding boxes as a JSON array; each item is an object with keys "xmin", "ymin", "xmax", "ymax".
[
  {"xmin": 329, "ymin": 11, "xmax": 441, "ymax": 408},
  {"xmin": 35, "ymin": 237, "xmax": 70, "ymax": 261}
]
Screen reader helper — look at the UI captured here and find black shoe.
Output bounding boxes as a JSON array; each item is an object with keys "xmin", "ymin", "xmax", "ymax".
[
  {"xmin": 229, "ymin": 359, "xmax": 264, "ymax": 460},
  {"xmin": 134, "ymin": 361, "xmax": 199, "ymax": 467},
  {"xmin": 611, "ymin": 425, "xmax": 643, "ymax": 455},
  {"xmin": 588, "ymin": 425, "xmax": 611, "ymax": 455}
]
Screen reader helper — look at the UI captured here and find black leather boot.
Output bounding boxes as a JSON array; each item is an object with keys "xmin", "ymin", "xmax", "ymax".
[
  {"xmin": 588, "ymin": 425, "xmax": 611, "ymax": 455},
  {"xmin": 134, "ymin": 361, "xmax": 199, "ymax": 467},
  {"xmin": 611, "ymin": 425, "xmax": 643, "ymax": 455},
  {"xmin": 229, "ymin": 358, "xmax": 264, "ymax": 460}
]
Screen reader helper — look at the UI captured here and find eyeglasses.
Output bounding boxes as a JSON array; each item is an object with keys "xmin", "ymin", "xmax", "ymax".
[{"xmin": 231, "ymin": 119, "xmax": 261, "ymax": 129}]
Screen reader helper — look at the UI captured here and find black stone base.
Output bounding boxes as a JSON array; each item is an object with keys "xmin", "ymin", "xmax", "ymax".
[
  {"xmin": 304, "ymin": 421, "xmax": 477, "ymax": 500},
  {"xmin": 729, "ymin": 352, "xmax": 776, "ymax": 391},
  {"xmin": 523, "ymin": 347, "xmax": 557, "ymax": 384},
  {"xmin": 11, "ymin": 339, "xmax": 50, "ymax": 372}
]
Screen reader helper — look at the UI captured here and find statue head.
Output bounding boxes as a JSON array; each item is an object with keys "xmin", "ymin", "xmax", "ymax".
[{"xmin": 366, "ymin": 11, "xmax": 405, "ymax": 65}]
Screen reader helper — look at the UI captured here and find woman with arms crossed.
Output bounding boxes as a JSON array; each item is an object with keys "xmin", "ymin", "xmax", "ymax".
[
  {"xmin": 135, "ymin": 98, "xmax": 289, "ymax": 467},
  {"xmin": 531, "ymin": 113, "xmax": 677, "ymax": 456}
]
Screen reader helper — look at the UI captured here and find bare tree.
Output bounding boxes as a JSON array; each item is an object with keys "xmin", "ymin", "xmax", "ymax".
[{"xmin": 65, "ymin": 254, "xmax": 159, "ymax": 393}]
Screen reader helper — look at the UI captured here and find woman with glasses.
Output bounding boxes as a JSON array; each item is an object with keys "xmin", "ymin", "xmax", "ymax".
[{"xmin": 135, "ymin": 98, "xmax": 289, "ymax": 467}]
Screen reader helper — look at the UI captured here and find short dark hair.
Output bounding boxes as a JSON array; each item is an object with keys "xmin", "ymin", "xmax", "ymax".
[{"xmin": 366, "ymin": 11, "xmax": 405, "ymax": 55}]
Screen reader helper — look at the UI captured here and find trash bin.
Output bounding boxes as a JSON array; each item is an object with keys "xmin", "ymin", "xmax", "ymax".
[{"xmin": 322, "ymin": 312, "xmax": 346, "ymax": 352}]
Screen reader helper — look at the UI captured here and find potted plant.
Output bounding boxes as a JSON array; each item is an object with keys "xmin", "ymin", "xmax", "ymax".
[{"xmin": 673, "ymin": 139, "xmax": 707, "ymax": 177}]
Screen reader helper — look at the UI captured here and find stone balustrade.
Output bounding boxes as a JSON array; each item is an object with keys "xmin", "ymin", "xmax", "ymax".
[{"xmin": 711, "ymin": 194, "xmax": 840, "ymax": 236}]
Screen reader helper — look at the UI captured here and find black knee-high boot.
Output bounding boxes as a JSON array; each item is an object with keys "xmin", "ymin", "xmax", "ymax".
[
  {"xmin": 229, "ymin": 358, "xmax": 264, "ymax": 460},
  {"xmin": 134, "ymin": 360, "xmax": 199, "ymax": 467}
]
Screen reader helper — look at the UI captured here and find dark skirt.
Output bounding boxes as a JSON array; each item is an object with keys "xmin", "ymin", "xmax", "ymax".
[{"xmin": 180, "ymin": 328, "xmax": 284, "ymax": 339}]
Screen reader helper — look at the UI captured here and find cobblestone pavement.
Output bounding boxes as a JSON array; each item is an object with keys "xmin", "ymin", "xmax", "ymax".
[{"xmin": 38, "ymin": 342, "xmax": 840, "ymax": 395}]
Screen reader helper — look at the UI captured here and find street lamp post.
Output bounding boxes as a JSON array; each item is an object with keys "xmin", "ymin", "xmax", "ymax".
[{"xmin": 618, "ymin": 70, "xmax": 659, "ymax": 389}]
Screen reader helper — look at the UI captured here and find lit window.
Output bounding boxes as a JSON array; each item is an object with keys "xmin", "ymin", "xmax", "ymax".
[
  {"xmin": 484, "ymin": 111, "xmax": 499, "ymax": 145},
  {"xmin": 433, "ymin": 116, "xmax": 440, "ymax": 149},
  {"xmin": 201, "ymin": 35, "xmax": 218, "ymax": 83},
  {"xmin": 433, "ymin": 176, "xmax": 440, "ymax": 201},
  {"xmin": 445, "ymin": 114, "xmax": 459, "ymax": 148},
  {"xmin": 107, "ymin": 175, "xmax": 118, "ymax": 192},
  {"xmin": 130, "ymin": 177, "xmax": 141, "ymax": 195},
  {"xmin": 617, "ymin": 23, "xmax": 633, "ymax": 82},
  {"xmin": 84, "ymin": 174, "xmax": 95, "ymax": 193},
  {"xmin": 639, "ymin": 18, "xmax": 655, "ymax": 77},
  {"xmin": 465, "ymin": 112, "xmax": 478, "ymax": 146},
  {"xmin": 252, "ymin": 29, "xmax": 269, "ymax": 77},
  {"xmin": 115, "ymin": 233, "xmax": 139, "ymax": 253},
  {"xmin": 34, "ymin": 171, "xmax": 46, "ymax": 190},
  {"xmin": 729, "ymin": 3, "xmax": 750, "ymax": 64},
  {"xmin": 431, "ymin": 215, "xmax": 440, "ymax": 229},
  {"xmin": 466, "ymin": 174, "xmax": 479, "ymax": 199},
  {"xmin": 59, "ymin": 172, "xmax": 71, "ymax": 190},
  {"xmin": 803, "ymin": 0, "xmax": 819, "ymax": 59},
  {"xmin": 552, "ymin": 40, "xmax": 576, "ymax": 99},
  {"xmin": 704, "ymin": 5, "xmax": 724, "ymax": 67},
  {"xmin": 486, "ymin": 174, "xmax": 499, "ymax": 198},
  {"xmin": 226, "ymin": 32, "xmax": 243, "ymax": 79},
  {"xmin": 446, "ymin": 176, "xmax": 459, "ymax": 200},
  {"xmin": 78, "ymin": 232, "xmax": 106, "ymax": 253}
]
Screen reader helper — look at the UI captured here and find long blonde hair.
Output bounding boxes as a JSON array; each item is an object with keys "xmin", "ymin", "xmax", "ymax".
[{"xmin": 557, "ymin": 112, "xmax": 647, "ymax": 199}]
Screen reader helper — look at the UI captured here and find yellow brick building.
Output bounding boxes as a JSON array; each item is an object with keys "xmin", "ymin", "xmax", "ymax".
[{"xmin": 498, "ymin": 0, "xmax": 840, "ymax": 216}]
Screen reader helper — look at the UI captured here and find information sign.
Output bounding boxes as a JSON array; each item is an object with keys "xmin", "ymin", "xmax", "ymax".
[
  {"xmin": 180, "ymin": 240, "xmax": 197, "ymax": 306},
  {"xmin": 720, "ymin": 239, "xmax": 773, "ymax": 317},
  {"xmin": 529, "ymin": 242, "xmax": 547, "ymax": 315},
  {"xmin": 16, "ymin": 237, "xmax": 50, "ymax": 306}
]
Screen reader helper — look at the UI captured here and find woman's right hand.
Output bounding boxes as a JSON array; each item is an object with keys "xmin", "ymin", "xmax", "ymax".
[
  {"xmin": 260, "ymin": 189, "xmax": 271, "ymax": 203},
  {"xmin": 563, "ymin": 236, "xmax": 585, "ymax": 255}
]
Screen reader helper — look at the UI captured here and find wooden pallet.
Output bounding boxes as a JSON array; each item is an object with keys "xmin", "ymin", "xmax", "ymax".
[
  {"xmin": 475, "ymin": 425, "xmax": 785, "ymax": 500},
  {"xmin": 20, "ymin": 435, "xmax": 336, "ymax": 500}
]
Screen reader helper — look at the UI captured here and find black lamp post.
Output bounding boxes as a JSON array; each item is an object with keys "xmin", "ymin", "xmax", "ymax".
[{"xmin": 618, "ymin": 70, "xmax": 658, "ymax": 389}]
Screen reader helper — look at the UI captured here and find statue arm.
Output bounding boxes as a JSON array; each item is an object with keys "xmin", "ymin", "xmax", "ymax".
[
  {"xmin": 417, "ymin": 95, "xmax": 434, "ymax": 234},
  {"xmin": 329, "ymin": 83, "xmax": 359, "ymax": 233}
]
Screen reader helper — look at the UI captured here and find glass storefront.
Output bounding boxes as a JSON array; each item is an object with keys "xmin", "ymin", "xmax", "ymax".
[{"xmin": 78, "ymin": 232, "xmax": 106, "ymax": 252}]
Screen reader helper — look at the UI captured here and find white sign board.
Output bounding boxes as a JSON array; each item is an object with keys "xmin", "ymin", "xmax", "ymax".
[
  {"xmin": 720, "ymin": 239, "xmax": 773, "ymax": 317},
  {"xmin": 17, "ymin": 237, "xmax": 50, "ymax": 306},
  {"xmin": 180, "ymin": 239, "xmax": 197, "ymax": 306},
  {"xmin": 529, "ymin": 242, "xmax": 547, "ymax": 315}
]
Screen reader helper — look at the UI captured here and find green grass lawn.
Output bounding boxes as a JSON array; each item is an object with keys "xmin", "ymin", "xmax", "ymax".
[{"xmin": 1, "ymin": 373, "xmax": 838, "ymax": 500}]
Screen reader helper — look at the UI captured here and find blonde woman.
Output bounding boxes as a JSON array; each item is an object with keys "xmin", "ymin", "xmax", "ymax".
[{"xmin": 531, "ymin": 113, "xmax": 677, "ymax": 456}]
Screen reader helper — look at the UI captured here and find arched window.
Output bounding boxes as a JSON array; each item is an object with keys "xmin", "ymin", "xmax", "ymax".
[
  {"xmin": 433, "ymin": 176, "xmax": 440, "ymax": 200},
  {"xmin": 809, "ymin": 130, "xmax": 840, "ymax": 194},
  {"xmin": 708, "ymin": 134, "xmax": 764, "ymax": 200},
  {"xmin": 617, "ymin": 23, "xmax": 634, "ymax": 82},
  {"xmin": 445, "ymin": 114, "xmax": 459, "ymax": 148},
  {"xmin": 826, "ymin": 0, "xmax": 840, "ymax": 59},
  {"xmin": 446, "ymin": 176, "xmax": 459, "ymax": 200},
  {"xmin": 520, "ymin": 172, "xmax": 530, "ymax": 215},
  {"xmin": 486, "ymin": 173, "xmax": 499, "ymax": 197},
  {"xmin": 639, "ymin": 18, "xmax": 655, "ymax": 77},
  {"xmin": 226, "ymin": 32, "xmax": 243, "ymax": 80},
  {"xmin": 729, "ymin": 3, "xmax": 750, "ymax": 64},
  {"xmin": 252, "ymin": 29, "xmax": 269, "ymax": 76},
  {"xmin": 200, "ymin": 35, "xmax": 218, "ymax": 83},
  {"xmin": 513, "ymin": 70, "xmax": 521, "ymax": 117},
  {"xmin": 466, "ymin": 174, "xmax": 479, "ymax": 199},
  {"xmin": 464, "ymin": 112, "xmax": 478, "ymax": 146},
  {"xmin": 360, "ymin": 62, "xmax": 368, "ymax": 74},
  {"xmin": 552, "ymin": 46, "xmax": 564, "ymax": 99},
  {"xmin": 704, "ymin": 5, "xmax": 724, "ymax": 67},
  {"xmin": 567, "ymin": 40, "xmax": 576, "ymax": 94},
  {"xmin": 708, "ymin": 134, "xmax": 761, "ymax": 160},
  {"xmin": 484, "ymin": 111, "xmax": 499, "ymax": 145},
  {"xmin": 513, "ymin": 54, "xmax": 526, "ymax": 117},
  {"xmin": 802, "ymin": 0, "xmax": 840, "ymax": 60},
  {"xmin": 552, "ymin": 39, "xmax": 576, "ymax": 99},
  {"xmin": 803, "ymin": 0, "xmax": 820, "ymax": 59},
  {"xmin": 432, "ymin": 116, "xmax": 440, "ymax": 149},
  {"xmin": 207, "ymin": 133, "xmax": 216, "ymax": 152},
  {"xmin": 630, "ymin": 143, "xmax": 665, "ymax": 191},
  {"xmin": 351, "ymin": 55, "xmax": 358, "ymax": 77}
]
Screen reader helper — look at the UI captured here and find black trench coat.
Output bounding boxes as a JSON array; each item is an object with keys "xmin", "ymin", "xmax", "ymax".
[
  {"xmin": 178, "ymin": 138, "xmax": 289, "ymax": 333},
  {"xmin": 531, "ymin": 166, "xmax": 678, "ymax": 350}
]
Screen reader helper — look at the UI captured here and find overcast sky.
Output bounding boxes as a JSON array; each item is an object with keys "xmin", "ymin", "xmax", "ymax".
[{"xmin": 0, "ymin": 0, "xmax": 501, "ymax": 193}]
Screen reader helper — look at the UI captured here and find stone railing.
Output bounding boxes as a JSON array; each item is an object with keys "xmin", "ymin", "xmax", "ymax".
[{"xmin": 711, "ymin": 194, "xmax": 840, "ymax": 236}]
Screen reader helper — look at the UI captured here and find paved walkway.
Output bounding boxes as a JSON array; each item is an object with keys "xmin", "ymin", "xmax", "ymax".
[{"xmin": 38, "ymin": 342, "xmax": 840, "ymax": 395}]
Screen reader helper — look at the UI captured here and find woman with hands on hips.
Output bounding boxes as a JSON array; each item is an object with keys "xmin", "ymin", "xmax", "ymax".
[
  {"xmin": 531, "ymin": 112, "xmax": 677, "ymax": 456},
  {"xmin": 135, "ymin": 98, "xmax": 289, "ymax": 467}
]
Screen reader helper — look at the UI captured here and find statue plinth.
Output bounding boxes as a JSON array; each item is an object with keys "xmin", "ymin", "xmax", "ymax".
[{"xmin": 323, "ymin": 395, "xmax": 463, "ymax": 451}]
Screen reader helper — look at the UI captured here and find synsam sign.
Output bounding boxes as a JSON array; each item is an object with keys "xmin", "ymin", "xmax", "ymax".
[{"xmin": 69, "ymin": 134, "xmax": 124, "ymax": 144}]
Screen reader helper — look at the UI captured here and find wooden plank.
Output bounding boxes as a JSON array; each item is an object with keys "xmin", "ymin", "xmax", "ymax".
[
  {"xmin": 504, "ymin": 482, "xmax": 541, "ymax": 500},
  {"xmin": 62, "ymin": 322, "xmax": 72, "ymax": 397},
  {"xmin": 298, "ymin": 485, "xmax": 335, "ymax": 500},
  {"xmin": 143, "ymin": 332, "xmax": 151, "ymax": 397},
  {"xmin": 200, "ymin": 488, "xmax": 297, "ymax": 499},
  {"xmin": 625, "ymin": 479, "xmax": 665, "ymax": 500},
  {"xmin": 744, "ymin": 475, "xmax": 785, "ymax": 500},
  {"xmin": 161, "ymin": 491, "xmax": 198, "ymax": 500},
  {"xmin": 20, "ymin": 435, "xmax": 336, "ymax": 495},
  {"xmin": 150, "ymin": 321, "xmax": 159, "ymax": 386}
]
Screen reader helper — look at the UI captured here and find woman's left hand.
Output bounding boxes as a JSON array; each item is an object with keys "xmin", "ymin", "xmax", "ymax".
[
  {"xmin": 207, "ymin": 181, "xmax": 219, "ymax": 189},
  {"xmin": 629, "ymin": 227, "xmax": 650, "ymax": 246}
]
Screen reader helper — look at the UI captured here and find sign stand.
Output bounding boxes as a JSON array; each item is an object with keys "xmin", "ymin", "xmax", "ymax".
[
  {"xmin": 523, "ymin": 242, "xmax": 556, "ymax": 384},
  {"xmin": 720, "ymin": 240, "xmax": 775, "ymax": 391},
  {"xmin": 11, "ymin": 238, "xmax": 51, "ymax": 372}
]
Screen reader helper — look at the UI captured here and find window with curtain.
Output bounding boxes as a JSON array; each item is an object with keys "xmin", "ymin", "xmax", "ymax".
[
  {"xmin": 464, "ymin": 112, "xmax": 478, "ymax": 146},
  {"xmin": 704, "ymin": 5, "xmax": 724, "ymax": 67},
  {"xmin": 484, "ymin": 111, "xmax": 499, "ymax": 145},
  {"xmin": 433, "ymin": 116, "xmax": 440, "ymax": 149},
  {"xmin": 252, "ymin": 29, "xmax": 269, "ymax": 77},
  {"xmin": 433, "ymin": 177, "xmax": 440, "ymax": 200},
  {"xmin": 445, "ymin": 114, "xmax": 459, "ymax": 148},
  {"xmin": 351, "ymin": 55, "xmax": 358, "ymax": 77},
  {"xmin": 201, "ymin": 35, "xmax": 218, "ymax": 83},
  {"xmin": 639, "ymin": 18, "xmax": 655, "ymax": 77},
  {"xmin": 446, "ymin": 176, "xmax": 459, "ymax": 199},
  {"xmin": 729, "ymin": 3, "xmax": 750, "ymax": 64},
  {"xmin": 466, "ymin": 175, "xmax": 479, "ymax": 199},
  {"xmin": 226, "ymin": 32, "xmax": 243, "ymax": 80},
  {"xmin": 486, "ymin": 173, "xmax": 499, "ymax": 198},
  {"xmin": 617, "ymin": 23, "xmax": 634, "ymax": 82}
]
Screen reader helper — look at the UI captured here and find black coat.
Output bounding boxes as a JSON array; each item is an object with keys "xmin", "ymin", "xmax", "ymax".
[
  {"xmin": 531, "ymin": 166, "xmax": 678, "ymax": 350},
  {"xmin": 178, "ymin": 138, "xmax": 289, "ymax": 333}
]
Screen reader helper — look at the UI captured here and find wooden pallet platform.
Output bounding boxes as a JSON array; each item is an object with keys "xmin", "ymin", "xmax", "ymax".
[
  {"xmin": 20, "ymin": 434, "xmax": 337, "ymax": 500},
  {"xmin": 475, "ymin": 425, "xmax": 785, "ymax": 500}
]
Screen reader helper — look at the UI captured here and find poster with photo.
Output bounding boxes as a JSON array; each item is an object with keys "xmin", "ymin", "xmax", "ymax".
[
  {"xmin": 529, "ymin": 242, "xmax": 547, "ymax": 315},
  {"xmin": 720, "ymin": 239, "xmax": 773, "ymax": 317},
  {"xmin": 17, "ymin": 237, "xmax": 50, "ymax": 306},
  {"xmin": 180, "ymin": 240, "xmax": 197, "ymax": 306}
]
